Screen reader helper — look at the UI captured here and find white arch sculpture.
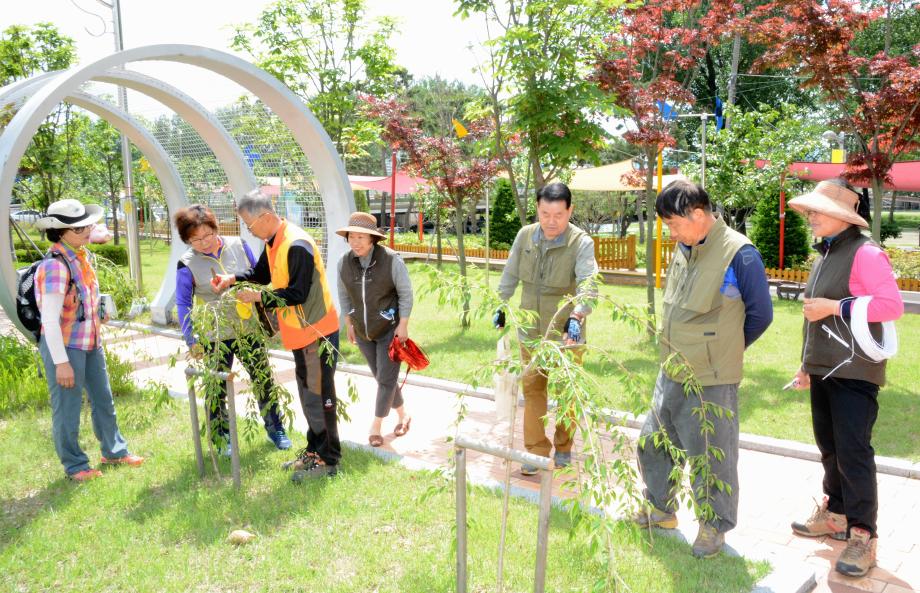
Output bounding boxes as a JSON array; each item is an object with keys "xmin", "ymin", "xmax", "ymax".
[{"xmin": 0, "ymin": 45, "xmax": 354, "ymax": 335}]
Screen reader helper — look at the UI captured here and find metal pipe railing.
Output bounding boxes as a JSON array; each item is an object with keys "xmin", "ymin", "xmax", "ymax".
[
  {"xmin": 185, "ymin": 366, "xmax": 240, "ymax": 488},
  {"xmin": 454, "ymin": 434, "xmax": 555, "ymax": 593}
]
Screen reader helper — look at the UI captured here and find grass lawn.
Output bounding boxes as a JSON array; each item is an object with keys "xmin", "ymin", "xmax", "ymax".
[
  {"xmin": 368, "ymin": 262, "xmax": 920, "ymax": 461},
  {"xmin": 0, "ymin": 393, "xmax": 768, "ymax": 593}
]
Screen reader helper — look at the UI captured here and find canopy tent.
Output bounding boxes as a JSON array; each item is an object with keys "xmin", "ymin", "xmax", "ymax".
[
  {"xmin": 348, "ymin": 170, "xmax": 428, "ymax": 194},
  {"xmin": 787, "ymin": 161, "xmax": 920, "ymax": 192},
  {"xmin": 568, "ymin": 159, "xmax": 686, "ymax": 192}
]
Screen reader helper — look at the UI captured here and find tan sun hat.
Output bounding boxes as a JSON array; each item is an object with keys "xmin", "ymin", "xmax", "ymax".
[
  {"xmin": 788, "ymin": 181, "xmax": 868, "ymax": 228},
  {"xmin": 336, "ymin": 211, "xmax": 385, "ymax": 238},
  {"xmin": 36, "ymin": 199, "xmax": 104, "ymax": 231}
]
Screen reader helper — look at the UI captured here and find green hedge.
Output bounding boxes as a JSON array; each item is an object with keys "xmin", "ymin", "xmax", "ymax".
[
  {"xmin": 88, "ymin": 244, "xmax": 128, "ymax": 266},
  {"xmin": 13, "ymin": 244, "xmax": 128, "ymax": 267}
]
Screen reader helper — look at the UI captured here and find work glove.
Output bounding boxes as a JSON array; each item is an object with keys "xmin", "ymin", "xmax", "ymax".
[
  {"xmin": 563, "ymin": 316, "xmax": 582, "ymax": 343},
  {"xmin": 492, "ymin": 308, "xmax": 506, "ymax": 329}
]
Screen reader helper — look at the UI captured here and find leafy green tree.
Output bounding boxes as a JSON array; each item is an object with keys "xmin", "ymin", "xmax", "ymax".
[
  {"xmin": 682, "ymin": 103, "xmax": 823, "ymax": 234},
  {"xmin": 456, "ymin": 0, "xmax": 616, "ymax": 224},
  {"xmin": 76, "ymin": 118, "xmax": 124, "ymax": 243},
  {"xmin": 488, "ymin": 178, "xmax": 520, "ymax": 247},
  {"xmin": 749, "ymin": 191, "xmax": 810, "ymax": 269},
  {"xmin": 231, "ymin": 0, "xmax": 405, "ymax": 164},
  {"xmin": 1, "ymin": 23, "xmax": 79, "ymax": 212}
]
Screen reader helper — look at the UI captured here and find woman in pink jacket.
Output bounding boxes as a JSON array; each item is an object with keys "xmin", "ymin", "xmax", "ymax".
[{"xmin": 785, "ymin": 180, "xmax": 903, "ymax": 578}]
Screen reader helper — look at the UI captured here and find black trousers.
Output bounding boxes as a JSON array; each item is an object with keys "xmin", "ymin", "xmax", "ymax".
[
  {"xmin": 810, "ymin": 374, "xmax": 879, "ymax": 537},
  {"xmin": 205, "ymin": 336, "xmax": 283, "ymax": 440},
  {"xmin": 292, "ymin": 331, "xmax": 341, "ymax": 466}
]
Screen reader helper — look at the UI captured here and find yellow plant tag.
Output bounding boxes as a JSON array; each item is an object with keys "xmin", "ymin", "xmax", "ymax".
[{"xmin": 236, "ymin": 301, "xmax": 253, "ymax": 319}]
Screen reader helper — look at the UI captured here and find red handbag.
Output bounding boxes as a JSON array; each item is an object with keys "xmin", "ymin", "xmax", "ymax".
[{"xmin": 388, "ymin": 336, "xmax": 429, "ymax": 388}]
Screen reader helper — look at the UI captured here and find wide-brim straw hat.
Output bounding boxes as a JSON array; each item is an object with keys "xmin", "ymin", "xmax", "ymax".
[
  {"xmin": 788, "ymin": 181, "xmax": 868, "ymax": 228},
  {"xmin": 36, "ymin": 199, "xmax": 104, "ymax": 231},
  {"xmin": 336, "ymin": 211, "xmax": 385, "ymax": 238}
]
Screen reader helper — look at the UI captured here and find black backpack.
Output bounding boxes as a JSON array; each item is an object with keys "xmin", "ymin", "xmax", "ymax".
[{"xmin": 16, "ymin": 251, "xmax": 84, "ymax": 343}]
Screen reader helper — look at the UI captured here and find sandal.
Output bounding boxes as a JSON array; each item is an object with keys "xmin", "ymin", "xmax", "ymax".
[
  {"xmin": 368, "ymin": 434, "xmax": 384, "ymax": 447},
  {"xmin": 394, "ymin": 416, "xmax": 412, "ymax": 437}
]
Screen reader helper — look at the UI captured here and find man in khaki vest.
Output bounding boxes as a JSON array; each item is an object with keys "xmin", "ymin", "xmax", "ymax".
[
  {"xmin": 494, "ymin": 182, "xmax": 598, "ymax": 475},
  {"xmin": 633, "ymin": 181, "xmax": 772, "ymax": 558}
]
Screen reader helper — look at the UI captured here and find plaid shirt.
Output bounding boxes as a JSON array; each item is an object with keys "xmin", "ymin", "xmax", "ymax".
[{"xmin": 35, "ymin": 243, "xmax": 101, "ymax": 351}]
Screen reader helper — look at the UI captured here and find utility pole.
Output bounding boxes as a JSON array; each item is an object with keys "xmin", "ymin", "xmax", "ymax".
[
  {"xmin": 97, "ymin": 0, "xmax": 142, "ymax": 291},
  {"xmin": 726, "ymin": 32, "xmax": 742, "ymax": 130}
]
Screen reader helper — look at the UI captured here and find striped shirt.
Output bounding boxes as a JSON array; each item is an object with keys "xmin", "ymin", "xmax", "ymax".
[{"xmin": 36, "ymin": 243, "xmax": 101, "ymax": 351}]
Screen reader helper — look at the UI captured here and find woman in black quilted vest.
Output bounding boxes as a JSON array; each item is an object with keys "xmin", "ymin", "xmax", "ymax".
[
  {"xmin": 336, "ymin": 212, "xmax": 414, "ymax": 447},
  {"xmin": 785, "ymin": 179, "xmax": 904, "ymax": 578}
]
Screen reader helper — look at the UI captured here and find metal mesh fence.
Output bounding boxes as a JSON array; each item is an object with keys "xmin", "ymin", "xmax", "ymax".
[{"xmin": 8, "ymin": 70, "xmax": 328, "ymax": 260}]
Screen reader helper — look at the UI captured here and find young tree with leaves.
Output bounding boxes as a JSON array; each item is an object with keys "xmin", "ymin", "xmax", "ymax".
[
  {"xmin": 231, "ymin": 0, "xmax": 405, "ymax": 165},
  {"xmin": 363, "ymin": 95, "xmax": 509, "ymax": 327},
  {"xmin": 1, "ymin": 24, "xmax": 80, "ymax": 212},
  {"xmin": 456, "ymin": 0, "xmax": 616, "ymax": 225}
]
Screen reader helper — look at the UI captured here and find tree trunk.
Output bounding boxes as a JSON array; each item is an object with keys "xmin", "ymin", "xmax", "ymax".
[
  {"xmin": 452, "ymin": 202, "xmax": 471, "ymax": 329},
  {"xmin": 644, "ymin": 148, "xmax": 658, "ymax": 337},
  {"xmin": 636, "ymin": 193, "xmax": 645, "ymax": 244},
  {"xmin": 489, "ymin": 89, "xmax": 528, "ymax": 226},
  {"xmin": 888, "ymin": 190, "xmax": 897, "ymax": 223},
  {"xmin": 870, "ymin": 176, "xmax": 884, "ymax": 242},
  {"xmin": 435, "ymin": 204, "xmax": 443, "ymax": 269},
  {"xmin": 530, "ymin": 148, "xmax": 546, "ymax": 191},
  {"xmin": 111, "ymin": 193, "xmax": 121, "ymax": 246}
]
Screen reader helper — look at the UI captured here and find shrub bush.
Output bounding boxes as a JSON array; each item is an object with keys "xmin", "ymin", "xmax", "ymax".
[
  {"xmin": 489, "ymin": 178, "xmax": 522, "ymax": 248},
  {"xmin": 87, "ymin": 243, "xmax": 128, "ymax": 266},
  {"xmin": 750, "ymin": 193, "xmax": 811, "ymax": 268},
  {"xmin": 0, "ymin": 337, "xmax": 46, "ymax": 416},
  {"xmin": 0, "ymin": 335, "xmax": 137, "ymax": 417},
  {"xmin": 887, "ymin": 248, "xmax": 920, "ymax": 278},
  {"xmin": 13, "ymin": 242, "xmax": 127, "ymax": 266}
]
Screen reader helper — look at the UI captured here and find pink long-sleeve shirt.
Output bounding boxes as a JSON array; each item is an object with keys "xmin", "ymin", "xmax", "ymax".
[{"xmin": 845, "ymin": 244, "xmax": 904, "ymax": 322}]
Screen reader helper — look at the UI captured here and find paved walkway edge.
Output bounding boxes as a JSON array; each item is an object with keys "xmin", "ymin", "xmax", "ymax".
[{"xmin": 112, "ymin": 319, "xmax": 920, "ymax": 481}]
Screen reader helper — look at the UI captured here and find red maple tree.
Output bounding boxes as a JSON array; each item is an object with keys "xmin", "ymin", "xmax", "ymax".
[
  {"xmin": 743, "ymin": 0, "xmax": 920, "ymax": 240},
  {"xmin": 363, "ymin": 95, "xmax": 515, "ymax": 326},
  {"xmin": 593, "ymin": 0, "xmax": 731, "ymax": 320}
]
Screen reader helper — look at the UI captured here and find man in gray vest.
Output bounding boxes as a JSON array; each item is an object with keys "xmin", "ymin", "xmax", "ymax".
[
  {"xmin": 494, "ymin": 182, "xmax": 598, "ymax": 475},
  {"xmin": 634, "ymin": 180, "xmax": 773, "ymax": 558}
]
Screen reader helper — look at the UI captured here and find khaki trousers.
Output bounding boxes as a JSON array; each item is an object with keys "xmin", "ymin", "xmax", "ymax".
[{"xmin": 520, "ymin": 344, "xmax": 581, "ymax": 458}]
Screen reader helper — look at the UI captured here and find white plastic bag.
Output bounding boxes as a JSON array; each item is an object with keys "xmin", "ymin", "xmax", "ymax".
[{"xmin": 494, "ymin": 334, "xmax": 517, "ymax": 425}]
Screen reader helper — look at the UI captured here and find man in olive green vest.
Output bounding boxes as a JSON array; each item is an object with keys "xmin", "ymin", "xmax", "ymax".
[
  {"xmin": 634, "ymin": 181, "xmax": 773, "ymax": 558},
  {"xmin": 495, "ymin": 182, "xmax": 598, "ymax": 476}
]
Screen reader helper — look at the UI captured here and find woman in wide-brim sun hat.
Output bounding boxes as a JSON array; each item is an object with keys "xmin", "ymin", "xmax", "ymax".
[
  {"xmin": 335, "ymin": 211, "xmax": 414, "ymax": 447},
  {"xmin": 35, "ymin": 199, "xmax": 144, "ymax": 482},
  {"xmin": 784, "ymin": 179, "xmax": 903, "ymax": 577}
]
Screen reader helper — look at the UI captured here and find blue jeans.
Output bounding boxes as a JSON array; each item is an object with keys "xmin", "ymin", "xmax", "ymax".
[{"xmin": 39, "ymin": 338, "xmax": 130, "ymax": 476}]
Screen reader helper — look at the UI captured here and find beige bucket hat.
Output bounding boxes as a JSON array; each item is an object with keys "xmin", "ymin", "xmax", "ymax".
[
  {"xmin": 788, "ymin": 181, "xmax": 868, "ymax": 228},
  {"xmin": 336, "ymin": 211, "xmax": 385, "ymax": 238},
  {"xmin": 36, "ymin": 199, "xmax": 104, "ymax": 231}
]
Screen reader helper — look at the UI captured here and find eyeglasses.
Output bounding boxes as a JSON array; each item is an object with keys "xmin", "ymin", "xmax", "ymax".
[
  {"xmin": 189, "ymin": 231, "xmax": 216, "ymax": 245},
  {"xmin": 70, "ymin": 225, "xmax": 91, "ymax": 234},
  {"xmin": 244, "ymin": 211, "xmax": 268, "ymax": 232}
]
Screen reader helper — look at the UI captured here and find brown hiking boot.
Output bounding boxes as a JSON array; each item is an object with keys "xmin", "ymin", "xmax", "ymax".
[
  {"xmin": 632, "ymin": 505, "xmax": 678, "ymax": 530},
  {"xmin": 281, "ymin": 448, "xmax": 319, "ymax": 472},
  {"xmin": 835, "ymin": 527, "xmax": 877, "ymax": 577},
  {"xmin": 692, "ymin": 523, "xmax": 725, "ymax": 558},
  {"xmin": 791, "ymin": 497, "xmax": 847, "ymax": 540}
]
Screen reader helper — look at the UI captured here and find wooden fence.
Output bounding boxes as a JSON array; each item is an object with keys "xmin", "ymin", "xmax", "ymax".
[
  {"xmin": 765, "ymin": 268, "xmax": 920, "ymax": 292},
  {"xmin": 395, "ymin": 235, "xmax": 665, "ymax": 271}
]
